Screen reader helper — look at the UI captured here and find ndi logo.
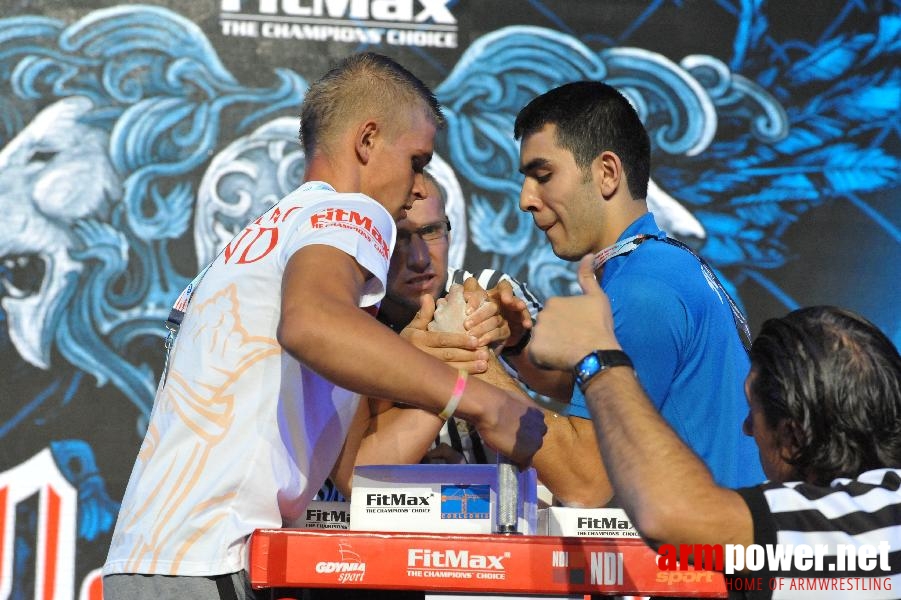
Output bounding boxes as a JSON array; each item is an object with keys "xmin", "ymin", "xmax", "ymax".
[
  {"xmin": 440, "ymin": 484, "xmax": 490, "ymax": 520},
  {"xmin": 220, "ymin": 0, "xmax": 459, "ymax": 48}
]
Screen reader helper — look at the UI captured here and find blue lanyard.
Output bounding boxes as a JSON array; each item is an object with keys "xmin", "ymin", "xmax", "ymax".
[{"xmin": 592, "ymin": 234, "xmax": 752, "ymax": 353}]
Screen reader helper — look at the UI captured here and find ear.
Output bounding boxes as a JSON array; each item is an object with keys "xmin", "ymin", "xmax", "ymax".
[
  {"xmin": 355, "ymin": 120, "xmax": 379, "ymax": 165},
  {"xmin": 776, "ymin": 419, "xmax": 804, "ymax": 461},
  {"xmin": 591, "ymin": 150, "xmax": 624, "ymax": 199}
]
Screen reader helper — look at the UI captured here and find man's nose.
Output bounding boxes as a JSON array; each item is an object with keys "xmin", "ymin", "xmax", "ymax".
[
  {"xmin": 411, "ymin": 172, "xmax": 428, "ymax": 201},
  {"xmin": 406, "ymin": 234, "xmax": 431, "ymax": 269},
  {"xmin": 519, "ymin": 180, "xmax": 540, "ymax": 212}
]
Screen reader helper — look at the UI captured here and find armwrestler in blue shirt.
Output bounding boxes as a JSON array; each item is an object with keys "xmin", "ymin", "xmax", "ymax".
[
  {"xmin": 568, "ymin": 213, "xmax": 763, "ymax": 488},
  {"xmin": 514, "ymin": 81, "xmax": 764, "ymax": 505}
]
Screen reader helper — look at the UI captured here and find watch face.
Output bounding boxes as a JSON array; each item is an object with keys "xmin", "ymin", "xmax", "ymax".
[
  {"xmin": 577, "ymin": 353, "xmax": 601, "ymax": 382},
  {"xmin": 575, "ymin": 350, "xmax": 633, "ymax": 390}
]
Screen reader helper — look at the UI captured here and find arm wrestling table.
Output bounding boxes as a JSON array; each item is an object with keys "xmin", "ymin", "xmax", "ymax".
[{"xmin": 249, "ymin": 529, "xmax": 727, "ymax": 597}]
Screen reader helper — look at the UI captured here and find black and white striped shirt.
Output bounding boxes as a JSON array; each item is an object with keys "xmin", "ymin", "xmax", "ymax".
[
  {"xmin": 445, "ymin": 266, "xmax": 543, "ymax": 322},
  {"xmin": 734, "ymin": 468, "xmax": 901, "ymax": 599}
]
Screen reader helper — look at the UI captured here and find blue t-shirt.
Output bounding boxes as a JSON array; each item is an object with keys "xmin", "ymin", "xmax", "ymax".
[{"xmin": 567, "ymin": 213, "xmax": 764, "ymax": 488}]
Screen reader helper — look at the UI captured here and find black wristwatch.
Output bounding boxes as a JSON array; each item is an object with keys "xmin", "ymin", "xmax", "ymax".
[
  {"xmin": 501, "ymin": 329, "xmax": 531, "ymax": 357},
  {"xmin": 574, "ymin": 350, "xmax": 633, "ymax": 392}
]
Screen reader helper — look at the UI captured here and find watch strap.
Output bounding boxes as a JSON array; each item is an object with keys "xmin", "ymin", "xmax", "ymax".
[
  {"xmin": 501, "ymin": 329, "xmax": 531, "ymax": 357},
  {"xmin": 574, "ymin": 350, "xmax": 633, "ymax": 391}
]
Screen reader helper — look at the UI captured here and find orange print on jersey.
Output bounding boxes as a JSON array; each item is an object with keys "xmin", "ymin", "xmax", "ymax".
[
  {"xmin": 223, "ymin": 205, "xmax": 304, "ymax": 264},
  {"xmin": 224, "ymin": 226, "xmax": 278, "ymax": 264},
  {"xmin": 122, "ymin": 284, "xmax": 281, "ymax": 572}
]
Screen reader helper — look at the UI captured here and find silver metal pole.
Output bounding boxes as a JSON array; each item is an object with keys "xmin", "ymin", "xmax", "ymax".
[{"xmin": 495, "ymin": 457, "xmax": 520, "ymax": 534}]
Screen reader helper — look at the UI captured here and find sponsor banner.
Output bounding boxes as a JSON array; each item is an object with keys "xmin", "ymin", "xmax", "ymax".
[
  {"xmin": 546, "ymin": 507, "xmax": 640, "ymax": 538},
  {"xmin": 218, "ymin": 0, "xmax": 459, "ymax": 48},
  {"xmin": 287, "ymin": 500, "xmax": 351, "ymax": 530},
  {"xmin": 0, "ymin": 448, "xmax": 104, "ymax": 600},
  {"xmin": 350, "ymin": 464, "xmax": 538, "ymax": 535},
  {"xmin": 249, "ymin": 529, "xmax": 726, "ymax": 596}
]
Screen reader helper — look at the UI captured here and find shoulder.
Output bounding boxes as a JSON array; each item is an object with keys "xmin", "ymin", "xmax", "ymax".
[
  {"xmin": 741, "ymin": 468, "xmax": 901, "ymax": 526},
  {"xmin": 607, "ymin": 240, "xmax": 725, "ymax": 310},
  {"xmin": 285, "ymin": 185, "xmax": 387, "ymax": 213},
  {"xmin": 632, "ymin": 238, "xmax": 706, "ymax": 278},
  {"xmin": 605, "ymin": 268, "xmax": 687, "ymax": 324}
]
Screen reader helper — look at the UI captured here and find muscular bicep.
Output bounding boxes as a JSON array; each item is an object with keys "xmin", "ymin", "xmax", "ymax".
[{"xmin": 277, "ymin": 244, "xmax": 371, "ymax": 358}]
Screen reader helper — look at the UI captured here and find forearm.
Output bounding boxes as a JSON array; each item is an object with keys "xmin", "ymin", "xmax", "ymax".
[
  {"xmin": 329, "ymin": 399, "xmax": 370, "ymax": 497},
  {"xmin": 504, "ymin": 351, "xmax": 575, "ymax": 400},
  {"xmin": 287, "ymin": 300, "xmax": 457, "ymax": 408},
  {"xmin": 280, "ymin": 246, "xmax": 544, "ymax": 468},
  {"xmin": 481, "ymin": 354, "xmax": 612, "ymax": 506},
  {"xmin": 583, "ymin": 368, "xmax": 752, "ymax": 547},
  {"xmin": 531, "ymin": 412, "xmax": 613, "ymax": 507},
  {"xmin": 356, "ymin": 405, "xmax": 444, "ymax": 466},
  {"xmin": 281, "ymin": 249, "xmax": 496, "ymax": 424},
  {"xmin": 331, "ymin": 399, "xmax": 445, "ymax": 496}
]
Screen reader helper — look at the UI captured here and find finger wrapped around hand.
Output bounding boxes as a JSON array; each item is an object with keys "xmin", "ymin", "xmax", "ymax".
[
  {"xmin": 488, "ymin": 280, "xmax": 532, "ymax": 346},
  {"xmin": 462, "ymin": 276, "xmax": 489, "ymax": 313},
  {"xmin": 405, "ymin": 293, "xmax": 437, "ymax": 332},
  {"xmin": 464, "ymin": 301, "xmax": 511, "ymax": 347},
  {"xmin": 401, "ymin": 327, "xmax": 479, "ymax": 350}
]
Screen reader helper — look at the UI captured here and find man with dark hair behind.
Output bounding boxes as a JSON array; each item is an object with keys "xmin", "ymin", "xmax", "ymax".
[
  {"xmin": 529, "ymin": 254, "xmax": 901, "ymax": 598},
  {"xmin": 512, "ymin": 81, "xmax": 764, "ymax": 506},
  {"xmin": 102, "ymin": 52, "xmax": 545, "ymax": 600}
]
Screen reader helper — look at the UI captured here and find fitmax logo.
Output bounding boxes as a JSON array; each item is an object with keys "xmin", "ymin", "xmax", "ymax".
[
  {"xmin": 221, "ymin": 0, "xmax": 456, "ymax": 24},
  {"xmin": 408, "ymin": 549, "xmax": 509, "ymax": 570},
  {"xmin": 577, "ymin": 516, "xmax": 633, "ymax": 530},
  {"xmin": 306, "ymin": 508, "xmax": 349, "ymax": 522},
  {"xmin": 366, "ymin": 493, "xmax": 432, "ymax": 506}
]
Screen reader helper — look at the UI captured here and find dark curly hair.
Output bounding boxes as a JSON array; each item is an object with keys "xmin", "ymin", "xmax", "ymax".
[{"xmin": 749, "ymin": 306, "xmax": 901, "ymax": 485}]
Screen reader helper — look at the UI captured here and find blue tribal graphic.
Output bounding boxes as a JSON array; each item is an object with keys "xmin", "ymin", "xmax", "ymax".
[
  {"xmin": 0, "ymin": 2, "xmax": 897, "ymax": 597},
  {"xmin": 434, "ymin": 13, "xmax": 899, "ymax": 321}
]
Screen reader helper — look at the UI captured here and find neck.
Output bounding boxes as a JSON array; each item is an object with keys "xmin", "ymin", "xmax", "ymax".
[
  {"xmin": 303, "ymin": 144, "xmax": 360, "ymax": 193},
  {"xmin": 596, "ymin": 196, "xmax": 649, "ymax": 250}
]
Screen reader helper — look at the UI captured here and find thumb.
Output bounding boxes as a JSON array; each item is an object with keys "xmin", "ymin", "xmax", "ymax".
[
  {"xmin": 407, "ymin": 293, "xmax": 436, "ymax": 331},
  {"xmin": 577, "ymin": 254, "xmax": 602, "ymax": 295}
]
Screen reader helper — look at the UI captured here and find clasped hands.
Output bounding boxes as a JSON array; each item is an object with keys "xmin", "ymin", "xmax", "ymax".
[{"xmin": 400, "ymin": 277, "xmax": 532, "ymax": 373}]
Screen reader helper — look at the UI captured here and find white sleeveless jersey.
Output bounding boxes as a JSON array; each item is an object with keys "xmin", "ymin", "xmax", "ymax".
[{"xmin": 103, "ymin": 182, "xmax": 395, "ymax": 576}]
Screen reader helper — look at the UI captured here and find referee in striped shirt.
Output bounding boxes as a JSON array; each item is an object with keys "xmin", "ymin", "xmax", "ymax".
[{"xmin": 529, "ymin": 256, "xmax": 901, "ymax": 599}]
